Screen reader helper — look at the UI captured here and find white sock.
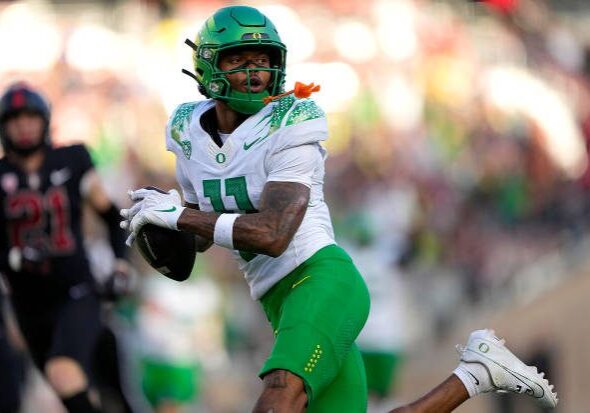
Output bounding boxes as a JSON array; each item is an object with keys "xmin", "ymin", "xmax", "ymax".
[{"xmin": 453, "ymin": 363, "xmax": 493, "ymax": 397}]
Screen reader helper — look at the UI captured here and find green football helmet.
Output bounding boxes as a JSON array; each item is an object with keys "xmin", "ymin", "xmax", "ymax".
[{"xmin": 184, "ymin": 6, "xmax": 287, "ymax": 115}]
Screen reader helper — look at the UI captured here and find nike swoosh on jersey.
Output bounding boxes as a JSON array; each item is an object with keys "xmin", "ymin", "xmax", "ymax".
[
  {"xmin": 155, "ymin": 206, "xmax": 177, "ymax": 213},
  {"xmin": 243, "ymin": 136, "xmax": 267, "ymax": 150}
]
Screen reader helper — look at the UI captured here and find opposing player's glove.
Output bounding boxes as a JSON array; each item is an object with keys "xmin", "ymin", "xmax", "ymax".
[
  {"xmin": 120, "ymin": 187, "xmax": 184, "ymax": 245},
  {"xmin": 97, "ymin": 259, "xmax": 137, "ymax": 301}
]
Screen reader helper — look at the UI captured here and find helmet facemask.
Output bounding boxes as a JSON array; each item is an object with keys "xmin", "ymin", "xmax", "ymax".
[{"xmin": 208, "ymin": 45, "xmax": 285, "ymax": 114}]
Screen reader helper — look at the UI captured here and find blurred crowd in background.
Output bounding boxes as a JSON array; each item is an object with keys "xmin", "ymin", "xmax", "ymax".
[{"xmin": 2, "ymin": 0, "xmax": 590, "ymax": 411}]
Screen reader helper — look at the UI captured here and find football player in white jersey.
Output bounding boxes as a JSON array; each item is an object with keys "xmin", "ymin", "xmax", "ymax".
[{"xmin": 121, "ymin": 5, "xmax": 558, "ymax": 412}]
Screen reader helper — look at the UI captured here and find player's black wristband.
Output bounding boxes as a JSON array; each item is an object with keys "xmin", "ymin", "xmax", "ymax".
[{"xmin": 99, "ymin": 204, "xmax": 127, "ymax": 259}]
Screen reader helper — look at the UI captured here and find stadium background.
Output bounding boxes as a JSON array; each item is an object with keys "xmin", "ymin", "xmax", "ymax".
[{"xmin": 1, "ymin": 0, "xmax": 589, "ymax": 411}]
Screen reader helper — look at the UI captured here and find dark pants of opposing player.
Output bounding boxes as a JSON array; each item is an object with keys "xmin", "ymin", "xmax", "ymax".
[
  {"xmin": 0, "ymin": 333, "xmax": 25, "ymax": 413},
  {"xmin": 13, "ymin": 290, "xmax": 102, "ymax": 412}
]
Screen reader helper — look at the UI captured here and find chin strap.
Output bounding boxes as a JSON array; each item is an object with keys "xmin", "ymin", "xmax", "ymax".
[{"xmin": 263, "ymin": 82, "xmax": 321, "ymax": 104}]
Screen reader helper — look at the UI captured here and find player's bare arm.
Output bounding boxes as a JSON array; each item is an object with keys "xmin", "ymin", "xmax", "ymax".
[
  {"xmin": 233, "ymin": 181, "xmax": 309, "ymax": 256},
  {"xmin": 184, "ymin": 201, "xmax": 213, "ymax": 252},
  {"xmin": 81, "ymin": 169, "xmax": 111, "ymax": 212},
  {"xmin": 177, "ymin": 181, "xmax": 310, "ymax": 257}
]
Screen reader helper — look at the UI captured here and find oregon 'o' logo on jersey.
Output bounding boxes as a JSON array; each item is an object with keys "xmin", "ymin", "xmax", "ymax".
[{"xmin": 216, "ymin": 153, "xmax": 226, "ymax": 164}]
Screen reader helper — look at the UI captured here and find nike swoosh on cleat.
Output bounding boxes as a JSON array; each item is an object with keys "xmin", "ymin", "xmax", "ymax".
[
  {"xmin": 504, "ymin": 369, "xmax": 543, "ymax": 398},
  {"xmin": 469, "ymin": 349, "xmax": 545, "ymax": 399},
  {"xmin": 155, "ymin": 206, "xmax": 177, "ymax": 212}
]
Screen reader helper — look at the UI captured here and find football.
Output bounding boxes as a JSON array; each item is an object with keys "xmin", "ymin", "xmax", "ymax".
[{"xmin": 135, "ymin": 224, "xmax": 196, "ymax": 281}]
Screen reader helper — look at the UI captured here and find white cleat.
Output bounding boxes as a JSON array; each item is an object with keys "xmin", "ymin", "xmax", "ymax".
[{"xmin": 456, "ymin": 329, "xmax": 558, "ymax": 409}]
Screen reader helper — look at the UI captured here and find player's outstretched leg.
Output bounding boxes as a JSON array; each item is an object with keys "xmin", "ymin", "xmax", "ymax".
[{"xmin": 389, "ymin": 329, "xmax": 558, "ymax": 413}]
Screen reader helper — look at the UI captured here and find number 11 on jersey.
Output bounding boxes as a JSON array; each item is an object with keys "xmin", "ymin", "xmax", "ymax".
[{"xmin": 203, "ymin": 176, "xmax": 255, "ymax": 213}]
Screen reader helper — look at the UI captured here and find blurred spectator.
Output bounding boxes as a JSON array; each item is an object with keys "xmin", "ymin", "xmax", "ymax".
[
  {"xmin": 133, "ymin": 274, "xmax": 224, "ymax": 413},
  {"xmin": 336, "ymin": 183, "xmax": 415, "ymax": 411}
]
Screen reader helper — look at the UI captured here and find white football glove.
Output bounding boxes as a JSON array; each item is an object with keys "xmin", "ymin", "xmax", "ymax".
[
  {"xmin": 124, "ymin": 202, "xmax": 186, "ymax": 246},
  {"xmin": 120, "ymin": 188, "xmax": 184, "ymax": 245},
  {"xmin": 121, "ymin": 187, "xmax": 182, "ymax": 222}
]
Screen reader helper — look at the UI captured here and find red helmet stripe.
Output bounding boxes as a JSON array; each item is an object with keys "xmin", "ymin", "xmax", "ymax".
[{"xmin": 11, "ymin": 90, "xmax": 26, "ymax": 109}]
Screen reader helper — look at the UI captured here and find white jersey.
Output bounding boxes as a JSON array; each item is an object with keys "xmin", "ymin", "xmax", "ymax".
[{"xmin": 166, "ymin": 96, "xmax": 335, "ymax": 299}]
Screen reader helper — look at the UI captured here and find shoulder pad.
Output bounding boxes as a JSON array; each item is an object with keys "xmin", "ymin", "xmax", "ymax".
[
  {"xmin": 169, "ymin": 102, "xmax": 198, "ymax": 144},
  {"xmin": 53, "ymin": 144, "xmax": 93, "ymax": 172},
  {"xmin": 266, "ymin": 95, "xmax": 297, "ymax": 136},
  {"xmin": 267, "ymin": 100, "xmax": 328, "ymax": 153},
  {"xmin": 53, "ymin": 144, "xmax": 91, "ymax": 160},
  {"xmin": 65, "ymin": 143, "xmax": 89, "ymax": 155},
  {"xmin": 266, "ymin": 96, "xmax": 326, "ymax": 136},
  {"xmin": 285, "ymin": 99, "xmax": 325, "ymax": 127}
]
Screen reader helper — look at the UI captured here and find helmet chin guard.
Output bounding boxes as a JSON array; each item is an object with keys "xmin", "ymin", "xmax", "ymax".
[{"xmin": 226, "ymin": 89, "xmax": 270, "ymax": 115}]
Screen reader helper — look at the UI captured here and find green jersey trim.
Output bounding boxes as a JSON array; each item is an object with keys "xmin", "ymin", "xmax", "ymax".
[
  {"xmin": 241, "ymin": 96, "xmax": 296, "ymax": 152},
  {"xmin": 170, "ymin": 102, "xmax": 197, "ymax": 159},
  {"xmin": 285, "ymin": 99, "xmax": 325, "ymax": 126},
  {"xmin": 268, "ymin": 95, "xmax": 296, "ymax": 135}
]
